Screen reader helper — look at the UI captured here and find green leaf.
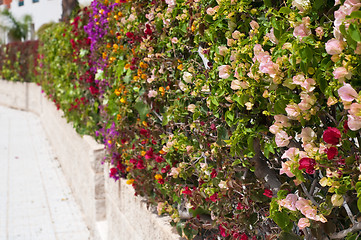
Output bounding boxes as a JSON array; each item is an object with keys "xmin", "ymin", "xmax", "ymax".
[
  {"xmin": 348, "ymin": 23, "xmax": 361, "ymax": 42},
  {"xmin": 349, "ymin": 11, "xmax": 361, "ymax": 19},
  {"xmin": 272, "ymin": 211, "xmax": 293, "ymax": 232},
  {"xmin": 264, "ymin": 0, "xmax": 272, "ymax": 7},
  {"xmin": 183, "ymin": 223, "xmax": 198, "ymax": 239},
  {"xmin": 274, "ymin": 99, "xmax": 287, "ymax": 114},
  {"xmin": 279, "ymin": 7, "xmax": 291, "ymax": 15},
  {"xmin": 135, "ymin": 100, "xmax": 150, "ymax": 121},
  {"xmin": 232, "ymin": 159, "xmax": 242, "ymax": 166},
  {"xmin": 205, "ymin": 14, "xmax": 213, "ymax": 23},
  {"xmin": 176, "ymin": 222, "xmax": 184, "ymax": 236}
]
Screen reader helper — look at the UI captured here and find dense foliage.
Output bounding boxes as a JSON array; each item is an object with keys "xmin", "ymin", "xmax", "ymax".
[
  {"xmin": 11, "ymin": 0, "xmax": 361, "ymax": 239},
  {"xmin": 0, "ymin": 41, "xmax": 38, "ymax": 82}
]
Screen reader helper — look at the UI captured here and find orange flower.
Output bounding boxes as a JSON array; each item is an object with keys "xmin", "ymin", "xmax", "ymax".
[
  {"xmin": 154, "ymin": 174, "xmax": 163, "ymax": 180},
  {"xmin": 124, "ymin": 64, "xmax": 131, "ymax": 69},
  {"xmin": 126, "ymin": 179, "xmax": 134, "ymax": 185},
  {"xmin": 177, "ymin": 64, "xmax": 183, "ymax": 70}
]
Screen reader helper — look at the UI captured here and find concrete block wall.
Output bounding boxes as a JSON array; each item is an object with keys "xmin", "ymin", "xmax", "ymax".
[{"xmin": 0, "ymin": 80, "xmax": 182, "ymax": 240}]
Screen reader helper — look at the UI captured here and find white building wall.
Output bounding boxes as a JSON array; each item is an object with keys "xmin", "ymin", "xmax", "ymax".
[{"xmin": 9, "ymin": 0, "xmax": 62, "ymax": 33}]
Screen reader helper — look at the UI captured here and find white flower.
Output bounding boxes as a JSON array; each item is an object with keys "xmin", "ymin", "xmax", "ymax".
[{"xmin": 183, "ymin": 72, "xmax": 192, "ymax": 83}]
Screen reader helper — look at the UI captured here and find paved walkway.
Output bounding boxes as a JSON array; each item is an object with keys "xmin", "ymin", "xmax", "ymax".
[{"xmin": 0, "ymin": 106, "xmax": 90, "ymax": 240}]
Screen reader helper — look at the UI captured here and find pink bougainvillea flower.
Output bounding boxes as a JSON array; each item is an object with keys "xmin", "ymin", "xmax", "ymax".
[
  {"xmin": 275, "ymin": 130, "xmax": 292, "ymax": 147},
  {"xmin": 281, "ymin": 147, "xmax": 306, "ymax": 161},
  {"xmin": 280, "ymin": 161, "xmax": 295, "ymax": 177},
  {"xmin": 333, "ymin": 67, "xmax": 351, "ymax": 82},
  {"xmin": 323, "ymin": 127, "xmax": 341, "ymax": 145},
  {"xmin": 278, "ymin": 194, "xmax": 298, "ymax": 211},
  {"xmin": 218, "ymin": 65, "xmax": 231, "ymax": 79},
  {"xmin": 347, "ymin": 114, "xmax": 361, "ymax": 131},
  {"xmin": 338, "ymin": 83, "xmax": 358, "ymax": 102},
  {"xmin": 325, "ymin": 147, "xmax": 338, "ymax": 160},
  {"xmin": 263, "ymin": 189, "xmax": 273, "ymax": 198},
  {"xmin": 285, "ymin": 103, "xmax": 301, "ymax": 119},
  {"xmin": 325, "ymin": 38, "xmax": 345, "ymax": 55},
  {"xmin": 298, "ymin": 157, "xmax": 316, "ymax": 174},
  {"xmin": 293, "ymin": 23, "xmax": 311, "ymax": 40},
  {"xmin": 349, "ymin": 103, "xmax": 361, "ymax": 117},
  {"xmin": 298, "ymin": 218, "xmax": 310, "ymax": 230}
]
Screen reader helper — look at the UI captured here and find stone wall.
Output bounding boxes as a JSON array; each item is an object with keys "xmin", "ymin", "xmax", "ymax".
[{"xmin": 0, "ymin": 80, "xmax": 182, "ymax": 240}]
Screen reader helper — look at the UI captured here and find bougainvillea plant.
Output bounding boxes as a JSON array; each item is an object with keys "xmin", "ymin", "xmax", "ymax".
[{"xmin": 33, "ymin": 0, "xmax": 361, "ymax": 239}]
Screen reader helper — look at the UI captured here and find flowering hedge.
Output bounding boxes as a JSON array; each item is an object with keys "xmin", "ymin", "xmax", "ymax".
[
  {"xmin": 0, "ymin": 40, "xmax": 39, "ymax": 82},
  {"xmin": 37, "ymin": 0, "xmax": 361, "ymax": 239}
]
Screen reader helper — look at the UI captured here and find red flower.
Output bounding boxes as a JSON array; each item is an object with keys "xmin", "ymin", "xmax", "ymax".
[
  {"xmin": 126, "ymin": 32, "xmax": 134, "ymax": 38},
  {"xmin": 219, "ymin": 224, "xmax": 228, "ymax": 237},
  {"xmin": 343, "ymin": 120, "xmax": 349, "ymax": 133},
  {"xmin": 158, "ymin": 179, "xmax": 165, "ymax": 184},
  {"xmin": 89, "ymin": 86, "xmax": 99, "ymax": 95},
  {"xmin": 210, "ymin": 169, "xmax": 217, "ymax": 178},
  {"xmin": 326, "ymin": 147, "xmax": 338, "ymax": 160},
  {"xmin": 298, "ymin": 157, "xmax": 316, "ymax": 174},
  {"xmin": 139, "ymin": 128, "xmax": 148, "ymax": 136},
  {"xmin": 210, "ymin": 123, "xmax": 216, "ymax": 131},
  {"xmin": 136, "ymin": 160, "xmax": 145, "ymax": 169},
  {"xmin": 109, "ymin": 168, "xmax": 118, "ymax": 179},
  {"xmin": 240, "ymin": 233, "xmax": 249, "ymax": 240},
  {"xmin": 155, "ymin": 155, "xmax": 164, "ymax": 163},
  {"xmin": 236, "ymin": 203, "xmax": 244, "ymax": 210},
  {"xmin": 263, "ymin": 189, "xmax": 273, "ymax": 198},
  {"xmin": 210, "ymin": 193, "xmax": 218, "ymax": 202},
  {"xmin": 144, "ymin": 148, "xmax": 154, "ymax": 160},
  {"xmin": 182, "ymin": 186, "xmax": 192, "ymax": 195},
  {"xmin": 323, "ymin": 127, "xmax": 341, "ymax": 145}
]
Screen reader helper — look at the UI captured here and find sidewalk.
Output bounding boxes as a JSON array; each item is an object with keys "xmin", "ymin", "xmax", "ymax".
[{"xmin": 0, "ymin": 106, "xmax": 90, "ymax": 240}]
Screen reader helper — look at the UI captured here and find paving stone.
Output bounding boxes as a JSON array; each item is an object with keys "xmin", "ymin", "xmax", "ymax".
[{"xmin": 0, "ymin": 106, "xmax": 90, "ymax": 240}]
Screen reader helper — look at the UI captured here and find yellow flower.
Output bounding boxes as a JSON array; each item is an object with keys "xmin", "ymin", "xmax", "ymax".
[
  {"xmin": 177, "ymin": 64, "xmax": 183, "ymax": 70},
  {"xmin": 126, "ymin": 179, "xmax": 134, "ymax": 185},
  {"xmin": 142, "ymin": 121, "xmax": 148, "ymax": 127},
  {"xmin": 120, "ymin": 98, "xmax": 126, "ymax": 103},
  {"xmin": 113, "ymin": 44, "xmax": 118, "ymax": 50},
  {"xmin": 141, "ymin": 151, "xmax": 146, "ymax": 156},
  {"xmin": 155, "ymin": 174, "xmax": 163, "ymax": 180},
  {"xmin": 108, "ymin": 140, "xmax": 112, "ymax": 144}
]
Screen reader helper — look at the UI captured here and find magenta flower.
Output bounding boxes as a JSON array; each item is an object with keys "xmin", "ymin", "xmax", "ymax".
[
  {"xmin": 323, "ymin": 127, "xmax": 341, "ymax": 145},
  {"xmin": 325, "ymin": 147, "xmax": 338, "ymax": 160},
  {"xmin": 298, "ymin": 157, "xmax": 316, "ymax": 174}
]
